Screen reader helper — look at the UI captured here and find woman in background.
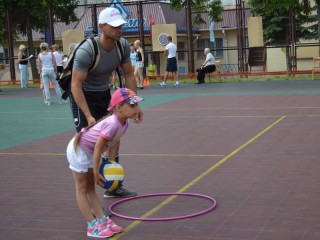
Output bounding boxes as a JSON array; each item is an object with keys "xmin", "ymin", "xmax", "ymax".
[
  {"xmin": 134, "ymin": 40, "xmax": 144, "ymax": 89},
  {"xmin": 52, "ymin": 44, "xmax": 64, "ymax": 77},
  {"xmin": 38, "ymin": 42, "xmax": 65, "ymax": 106},
  {"xmin": 17, "ymin": 44, "xmax": 30, "ymax": 88}
]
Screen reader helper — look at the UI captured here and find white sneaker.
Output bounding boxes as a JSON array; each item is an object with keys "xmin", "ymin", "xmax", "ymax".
[
  {"xmin": 173, "ymin": 81, "xmax": 180, "ymax": 87},
  {"xmin": 159, "ymin": 82, "xmax": 166, "ymax": 87},
  {"xmin": 59, "ymin": 99, "xmax": 67, "ymax": 104}
]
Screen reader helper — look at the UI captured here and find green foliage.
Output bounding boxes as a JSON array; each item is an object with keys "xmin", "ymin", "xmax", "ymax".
[
  {"xmin": 248, "ymin": 0, "xmax": 318, "ymax": 45},
  {"xmin": 169, "ymin": 0, "xmax": 223, "ymax": 24},
  {"xmin": 0, "ymin": 0, "xmax": 78, "ymax": 40}
]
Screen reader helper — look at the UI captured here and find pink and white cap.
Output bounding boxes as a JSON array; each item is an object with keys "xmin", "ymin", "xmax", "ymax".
[{"xmin": 107, "ymin": 88, "xmax": 143, "ymax": 111}]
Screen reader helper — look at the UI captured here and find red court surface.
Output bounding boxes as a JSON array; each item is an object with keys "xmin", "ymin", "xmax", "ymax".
[{"xmin": 1, "ymin": 81, "xmax": 320, "ymax": 240}]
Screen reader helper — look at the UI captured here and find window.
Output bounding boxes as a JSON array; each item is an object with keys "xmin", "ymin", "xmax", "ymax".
[
  {"xmin": 214, "ymin": 38, "xmax": 223, "ymax": 58},
  {"xmin": 177, "ymin": 42, "xmax": 185, "ymax": 61},
  {"xmin": 197, "ymin": 39, "xmax": 206, "ymax": 59},
  {"xmin": 0, "ymin": 48, "xmax": 9, "ymax": 64},
  {"xmin": 197, "ymin": 38, "xmax": 223, "ymax": 58}
]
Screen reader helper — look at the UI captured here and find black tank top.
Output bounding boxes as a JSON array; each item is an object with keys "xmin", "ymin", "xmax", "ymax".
[
  {"xmin": 136, "ymin": 51, "xmax": 142, "ymax": 61},
  {"xmin": 20, "ymin": 54, "xmax": 28, "ymax": 65}
]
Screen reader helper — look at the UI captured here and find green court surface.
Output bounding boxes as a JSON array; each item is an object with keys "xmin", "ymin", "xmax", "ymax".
[{"xmin": 1, "ymin": 80, "xmax": 320, "ymax": 150}]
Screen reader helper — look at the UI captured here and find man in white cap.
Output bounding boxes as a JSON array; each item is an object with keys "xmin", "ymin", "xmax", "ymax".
[{"xmin": 70, "ymin": 7, "xmax": 143, "ymax": 199}]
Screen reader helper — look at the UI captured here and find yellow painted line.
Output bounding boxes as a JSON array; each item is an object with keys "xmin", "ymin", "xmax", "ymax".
[
  {"xmin": 38, "ymin": 118, "xmax": 71, "ymax": 120},
  {"xmin": 0, "ymin": 152, "xmax": 223, "ymax": 157},
  {"xmin": 111, "ymin": 116, "xmax": 287, "ymax": 240},
  {"xmin": 144, "ymin": 115, "xmax": 320, "ymax": 118},
  {"xmin": 144, "ymin": 107, "xmax": 320, "ymax": 111},
  {"xmin": 121, "ymin": 153, "xmax": 224, "ymax": 157},
  {"xmin": 0, "ymin": 111, "xmax": 67, "ymax": 114},
  {"xmin": 158, "ymin": 115, "xmax": 283, "ymax": 118}
]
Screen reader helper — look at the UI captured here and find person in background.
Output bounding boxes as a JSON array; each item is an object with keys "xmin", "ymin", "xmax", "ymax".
[
  {"xmin": 130, "ymin": 42, "xmax": 137, "ymax": 72},
  {"xmin": 52, "ymin": 44, "xmax": 64, "ymax": 77},
  {"xmin": 62, "ymin": 43, "xmax": 78, "ymax": 67},
  {"xmin": 109, "ymin": 70, "xmax": 118, "ymax": 89},
  {"xmin": 159, "ymin": 36, "xmax": 179, "ymax": 87},
  {"xmin": 134, "ymin": 40, "xmax": 144, "ymax": 89},
  {"xmin": 195, "ymin": 48, "xmax": 216, "ymax": 84},
  {"xmin": 38, "ymin": 42, "xmax": 66, "ymax": 106},
  {"xmin": 17, "ymin": 44, "xmax": 30, "ymax": 88}
]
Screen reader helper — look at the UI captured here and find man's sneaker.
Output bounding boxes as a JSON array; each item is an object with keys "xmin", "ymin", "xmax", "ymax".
[
  {"xmin": 87, "ymin": 221, "xmax": 114, "ymax": 238},
  {"xmin": 59, "ymin": 99, "xmax": 68, "ymax": 104},
  {"xmin": 102, "ymin": 217, "xmax": 123, "ymax": 233},
  {"xmin": 101, "ymin": 154, "xmax": 108, "ymax": 162},
  {"xmin": 104, "ymin": 187, "xmax": 137, "ymax": 198},
  {"xmin": 173, "ymin": 81, "xmax": 180, "ymax": 87},
  {"xmin": 159, "ymin": 82, "xmax": 166, "ymax": 87}
]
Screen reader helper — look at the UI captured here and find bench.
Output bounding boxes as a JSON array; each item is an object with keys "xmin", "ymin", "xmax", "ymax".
[
  {"xmin": 206, "ymin": 60, "xmax": 221, "ymax": 83},
  {"xmin": 312, "ymin": 57, "xmax": 320, "ymax": 80}
]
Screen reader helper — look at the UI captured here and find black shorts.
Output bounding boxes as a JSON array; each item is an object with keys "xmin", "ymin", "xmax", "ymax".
[
  {"xmin": 166, "ymin": 57, "xmax": 177, "ymax": 72},
  {"xmin": 70, "ymin": 90, "xmax": 111, "ymax": 132}
]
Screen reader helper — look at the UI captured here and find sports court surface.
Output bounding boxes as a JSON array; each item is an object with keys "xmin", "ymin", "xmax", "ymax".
[{"xmin": 1, "ymin": 80, "xmax": 320, "ymax": 240}]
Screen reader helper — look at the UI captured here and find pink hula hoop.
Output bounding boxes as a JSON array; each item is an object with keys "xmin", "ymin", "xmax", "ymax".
[{"xmin": 109, "ymin": 192, "xmax": 217, "ymax": 221}]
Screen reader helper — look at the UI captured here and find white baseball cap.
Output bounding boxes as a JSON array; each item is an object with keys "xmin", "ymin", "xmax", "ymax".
[{"xmin": 98, "ymin": 7, "xmax": 127, "ymax": 27}]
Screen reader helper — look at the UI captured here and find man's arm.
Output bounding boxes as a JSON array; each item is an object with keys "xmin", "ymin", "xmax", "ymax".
[
  {"xmin": 121, "ymin": 61, "xmax": 137, "ymax": 93},
  {"xmin": 37, "ymin": 55, "xmax": 42, "ymax": 74},
  {"xmin": 164, "ymin": 49, "xmax": 169, "ymax": 57},
  {"xmin": 71, "ymin": 69, "xmax": 96, "ymax": 126},
  {"xmin": 121, "ymin": 61, "xmax": 143, "ymax": 123}
]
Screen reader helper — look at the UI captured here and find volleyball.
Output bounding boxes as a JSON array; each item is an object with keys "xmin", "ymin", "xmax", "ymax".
[{"xmin": 99, "ymin": 160, "xmax": 125, "ymax": 190}]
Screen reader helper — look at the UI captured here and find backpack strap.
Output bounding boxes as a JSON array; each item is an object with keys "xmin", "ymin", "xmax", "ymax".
[
  {"xmin": 115, "ymin": 38, "xmax": 124, "ymax": 63},
  {"xmin": 116, "ymin": 67, "xmax": 123, "ymax": 88},
  {"xmin": 87, "ymin": 37, "xmax": 100, "ymax": 72},
  {"xmin": 115, "ymin": 39, "xmax": 125, "ymax": 88}
]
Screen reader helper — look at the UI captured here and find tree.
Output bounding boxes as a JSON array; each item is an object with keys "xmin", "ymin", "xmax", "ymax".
[
  {"xmin": 169, "ymin": 0, "xmax": 224, "ymax": 24},
  {"xmin": 248, "ymin": 0, "xmax": 318, "ymax": 71},
  {"xmin": 1, "ymin": 0, "xmax": 78, "ymax": 80},
  {"xmin": 248, "ymin": 0, "xmax": 317, "ymax": 44}
]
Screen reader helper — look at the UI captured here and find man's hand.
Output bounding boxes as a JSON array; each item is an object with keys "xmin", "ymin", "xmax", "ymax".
[
  {"xmin": 133, "ymin": 107, "xmax": 143, "ymax": 124},
  {"xmin": 87, "ymin": 115, "xmax": 96, "ymax": 127}
]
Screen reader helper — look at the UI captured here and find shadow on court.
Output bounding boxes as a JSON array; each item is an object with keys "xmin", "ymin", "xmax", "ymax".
[{"xmin": 1, "ymin": 80, "xmax": 320, "ymax": 240}]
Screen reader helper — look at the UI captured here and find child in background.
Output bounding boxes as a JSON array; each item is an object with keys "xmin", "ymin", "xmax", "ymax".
[
  {"xmin": 130, "ymin": 42, "xmax": 137, "ymax": 72},
  {"xmin": 134, "ymin": 40, "xmax": 144, "ymax": 89},
  {"xmin": 66, "ymin": 88, "xmax": 143, "ymax": 238}
]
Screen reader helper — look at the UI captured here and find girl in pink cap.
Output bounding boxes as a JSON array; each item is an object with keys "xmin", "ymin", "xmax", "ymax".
[{"xmin": 66, "ymin": 88, "xmax": 143, "ymax": 238}]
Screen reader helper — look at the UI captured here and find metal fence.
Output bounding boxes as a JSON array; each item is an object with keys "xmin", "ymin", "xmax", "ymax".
[{"xmin": 1, "ymin": 2, "xmax": 320, "ymax": 84}]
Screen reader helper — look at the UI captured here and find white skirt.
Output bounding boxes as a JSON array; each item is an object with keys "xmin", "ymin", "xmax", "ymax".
[{"xmin": 66, "ymin": 137, "xmax": 93, "ymax": 173}]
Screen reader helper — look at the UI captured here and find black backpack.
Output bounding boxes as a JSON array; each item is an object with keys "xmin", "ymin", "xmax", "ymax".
[{"xmin": 59, "ymin": 37, "xmax": 124, "ymax": 100}]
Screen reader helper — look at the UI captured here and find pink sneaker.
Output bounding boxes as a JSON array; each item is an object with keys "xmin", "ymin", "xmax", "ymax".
[
  {"xmin": 87, "ymin": 221, "xmax": 114, "ymax": 238},
  {"xmin": 103, "ymin": 217, "xmax": 123, "ymax": 233}
]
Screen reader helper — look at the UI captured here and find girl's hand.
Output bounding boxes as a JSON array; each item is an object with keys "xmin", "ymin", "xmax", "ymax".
[{"xmin": 94, "ymin": 170, "xmax": 106, "ymax": 187}]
